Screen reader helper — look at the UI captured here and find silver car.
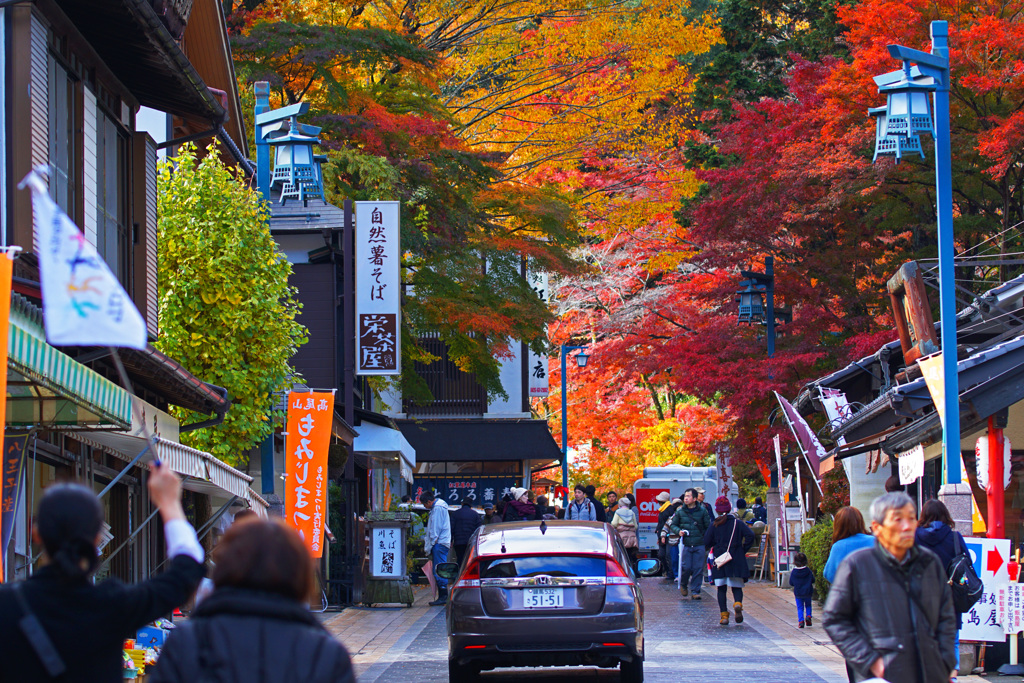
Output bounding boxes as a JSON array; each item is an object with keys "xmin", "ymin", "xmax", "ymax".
[{"xmin": 436, "ymin": 520, "xmax": 659, "ymax": 682}]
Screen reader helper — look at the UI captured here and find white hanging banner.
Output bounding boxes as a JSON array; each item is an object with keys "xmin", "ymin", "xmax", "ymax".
[
  {"xmin": 527, "ymin": 269, "xmax": 549, "ymax": 398},
  {"xmin": 21, "ymin": 169, "xmax": 146, "ymax": 349},
  {"xmin": 898, "ymin": 444, "xmax": 925, "ymax": 485},
  {"xmin": 355, "ymin": 201, "xmax": 400, "ymax": 375}
]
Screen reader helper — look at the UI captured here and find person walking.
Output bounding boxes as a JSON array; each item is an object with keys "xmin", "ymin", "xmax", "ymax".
[
  {"xmin": 567, "ymin": 485, "xmax": 597, "ymax": 520},
  {"xmin": 915, "ymin": 499, "xmax": 967, "ymax": 682},
  {"xmin": 696, "ymin": 488, "xmax": 714, "ymax": 518},
  {"xmin": 585, "ymin": 485, "xmax": 606, "ymax": 523},
  {"xmin": 606, "ymin": 491, "xmax": 619, "ymax": 510},
  {"xmin": 151, "ymin": 518, "xmax": 354, "ymax": 683},
  {"xmin": 751, "ymin": 497, "xmax": 768, "ymax": 524},
  {"xmin": 610, "ymin": 498, "xmax": 639, "ymax": 563},
  {"xmin": 451, "ymin": 498, "xmax": 483, "ymax": 565},
  {"xmin": 502, "ymin": 488, "xmax": 537, "ymax": 522},
  {"xmin": 735, "ymin": 498, "xmax": 755, "ymax": 524},
  {"xmin": 823, "ymin": 506, "xmax": 875, "ymax": 584},
  {"xmin": 660, "ymin": 499, "xmax": 684, "ymax": 581},
  {"xmin": 0, "ymin": 463, "xmax": 205, "ymax": 683},
  {"xmin": 421, "ymin": 491, "xmax": 452, "ymax": 606},
  {"xmin": 667, "ymin": 488, "xmax": 712, "ymax": 599},
  {"xmin": 823, "ymin": 492, "xmax": 957, "ymax": 683},
  {"xmin": 704, "ymin": 496, "xmax": 754, "ymax": 626},
  {"xmin": 789, "ymin": 552, "xmax": 815, "ymax": 628},
  {"xmin": 653, "ymin": 491, "xmax": 673, "ymax": 576},
  {"xmin": 482, "ymin": 503, "xmax": 496, "ymax": 525}
]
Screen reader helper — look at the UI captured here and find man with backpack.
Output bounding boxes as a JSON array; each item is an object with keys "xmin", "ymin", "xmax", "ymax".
[
  {"xmin": 567, "ymin": 485, "xmax": 597, "ymax": 520},
  {"xmin": 823, "ymin": 492, "xmax": 957, "ymax": 683}
]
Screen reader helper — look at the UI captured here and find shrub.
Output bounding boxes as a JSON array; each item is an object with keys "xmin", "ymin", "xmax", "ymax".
[{"xmin": 799, "ymin": 518, "xmax": 833, "ymax": 602}]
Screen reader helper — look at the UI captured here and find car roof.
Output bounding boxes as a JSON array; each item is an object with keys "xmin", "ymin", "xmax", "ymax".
[{"xmin": 475, "ymin": 521, "xmax": 612, "ymax": 557}]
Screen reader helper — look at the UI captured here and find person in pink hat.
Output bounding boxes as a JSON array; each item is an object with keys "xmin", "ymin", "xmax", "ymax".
[{"xmin": 704, "ymin": 496, "xmax": 754, "ymax": 626}]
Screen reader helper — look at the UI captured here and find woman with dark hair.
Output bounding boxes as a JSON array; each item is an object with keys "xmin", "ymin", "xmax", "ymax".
[
  {"xmin": 823, "ymin": 506, "xmax": 875, "ymax": 584},
  {"xmin": 916, "ymin": 499, "xmax": 966, "ymax": 682},
  {"xmin": 152, "ymin": 518, "xmax": 354, "ymax": 682},
  {"xmin": 704, "ymin": 496, "xmax": 755, "ymax": 626},
  {"xmin": 0, "ymin": 463, "xmax": 205, "ymax": 682}
]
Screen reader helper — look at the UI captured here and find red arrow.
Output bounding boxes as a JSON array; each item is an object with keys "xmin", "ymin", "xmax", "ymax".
[{"xmin": 988, "ymin": 547, "xmax": 1004, "ymax": 575}]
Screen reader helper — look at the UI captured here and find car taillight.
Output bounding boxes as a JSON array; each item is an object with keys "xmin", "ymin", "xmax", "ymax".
[
  {"xmin": 605, "ymin": 558, "xmax": 634, "ymax": 585},
  {"xmin": 454, "ymin": 560, "xmax": 481, "ymax": 588}
]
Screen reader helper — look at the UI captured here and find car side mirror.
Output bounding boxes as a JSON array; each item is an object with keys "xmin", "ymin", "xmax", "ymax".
[
  {"xmin": 635, "ymin": 558, "xmax": 661, "ymax": 577},
  {"xmin": 435, "ymin": 562, "xmax": 461, "ymax": 580}
]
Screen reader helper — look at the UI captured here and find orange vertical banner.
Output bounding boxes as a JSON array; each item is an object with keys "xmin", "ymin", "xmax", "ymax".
[
  {"xmin": 0, "ymin": 253, "xmax": 12, "ymax": 580},
  {"xmin": 285, "ymin": 391, "xmax": 334, "ymax": 558}
]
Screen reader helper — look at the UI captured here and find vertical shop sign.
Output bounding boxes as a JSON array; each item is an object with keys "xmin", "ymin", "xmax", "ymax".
[
  {"xmin": 355, "ymin": 202, "xmax": 400, "ymax": 375},
  {"xmin": 527, "ymin": 268, "xmax": 549, "ymax": 398},
  {"xmin": 1, "ymin": 433, "xmax": 29, "ymax": 581},
  {"xmin": 285, "ymin": 391, "xmax": 334, "ymax": 557}
]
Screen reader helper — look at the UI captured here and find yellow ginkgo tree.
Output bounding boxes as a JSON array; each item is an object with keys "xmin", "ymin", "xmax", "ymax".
[{"xmin": 156, "ymin": 143, "xmax": 307, "ymax": 466}]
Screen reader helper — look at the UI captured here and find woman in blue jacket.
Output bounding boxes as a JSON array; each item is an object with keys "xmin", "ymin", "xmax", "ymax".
[{"xmin": 823, "ymin": 506, "xmax": 874, "ymax": 583}]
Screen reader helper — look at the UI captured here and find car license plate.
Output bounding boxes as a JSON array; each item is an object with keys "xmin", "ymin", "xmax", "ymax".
[{"xmin": 523, "ymin": 587, "xmax": 563, "ymax": 608}]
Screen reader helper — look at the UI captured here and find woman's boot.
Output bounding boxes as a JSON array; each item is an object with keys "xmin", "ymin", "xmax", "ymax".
[
  {"xmin": 734, "ymin": 601, "xmax": 743, "ymax": 624},
  {"xmin": 719, "ymin": 611, "xmax": 729, "ymax": 626}
]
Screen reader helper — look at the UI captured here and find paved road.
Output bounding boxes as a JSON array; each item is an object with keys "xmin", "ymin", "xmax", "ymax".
[{"xmin": 355, "ymin": 579, "xmax": 847, "ymax": 683}]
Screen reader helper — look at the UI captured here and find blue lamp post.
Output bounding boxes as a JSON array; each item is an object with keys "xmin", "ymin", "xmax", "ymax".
[
  {"xmin": 560, "ymin": 344, "xmax": 590, "ymax": 506},
  {"xmin": 871, "ymin": 22, "xmax": 959, "ymax": 485}
]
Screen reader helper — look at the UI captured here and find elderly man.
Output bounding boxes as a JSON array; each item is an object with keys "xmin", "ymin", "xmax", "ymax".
[
  {"xmin": 421, "ymin": 491, "xmax": 452, "ymax": 606},
  {"xmin": 823, "ymin": 492, "xmax": 956, "ymax": 683}
]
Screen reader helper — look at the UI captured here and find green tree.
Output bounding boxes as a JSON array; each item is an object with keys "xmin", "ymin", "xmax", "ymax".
[{"xmin": 156, "ymin": 143, "xmax": 307, "ymax": 466}]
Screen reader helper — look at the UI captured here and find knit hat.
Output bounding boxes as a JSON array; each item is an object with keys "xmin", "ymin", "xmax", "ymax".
[
  {"xmin": 618, "ymin": 498, "xmax": 630, "ymax": 508},
  {"xmin": 511, "ymin": 487, "xmax": 528, "ymax": 501},
  {"xmin": 715, "ymin": 496, "xmax": 731, "ymax": 514},
  {"xmin": 655, "ymin": 491, "xmax": 670, "ymax": 502}
]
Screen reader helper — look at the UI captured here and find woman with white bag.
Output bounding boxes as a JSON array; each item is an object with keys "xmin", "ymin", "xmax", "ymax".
[
  {"xmin": 610, "ymin": 498, "xmax": 639, "ymax": 564},
  {"xmin": 703, "ymin": 496, "xmax": 754, "ymax": 626}
]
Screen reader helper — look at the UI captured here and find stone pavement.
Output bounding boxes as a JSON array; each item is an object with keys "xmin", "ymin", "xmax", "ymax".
[
  {"xmin": 322, "ymin": 583, "xmax": 439, "ymax": 680},
  {"xmin": 322, "ymin": 578, "xmax": 986, "ymax": 682}
]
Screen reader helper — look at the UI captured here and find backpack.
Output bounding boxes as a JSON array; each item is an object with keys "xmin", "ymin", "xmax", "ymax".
[{"xmin": 946, "ymin": 534, "xmax": 984, "ymax": 614}]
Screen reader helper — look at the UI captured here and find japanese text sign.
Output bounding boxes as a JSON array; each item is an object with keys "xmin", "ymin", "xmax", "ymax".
[
  {"xmin": 285, "ymin": 391, "xmax": 334, "ymax": 557},
  {"xmin": 370, "ymin": 525, "xmax": 406, "ymax": 578},
  {"xmin": 961, "ymin": 537, "xmax": 1011, "ymax": 642},
  {"xmin": 355, "ymin": 201, "xmax": 400, "ymax": 375},
  {"xmin": 527, "ymin": 268, "xmax": 549, "ymax": 398}
]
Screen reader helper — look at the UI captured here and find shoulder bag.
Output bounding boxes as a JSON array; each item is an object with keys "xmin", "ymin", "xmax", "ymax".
[
  {"xmin": 947, "ymin": 533, "xmax": 984, "ymax": 613},
  {"xmin": 713, "ymin": 519, "xmax": 738, "ymax": 569},
  {"xmin": 12, "ymin": 583, "xmax": 66, "ymax": 678}
]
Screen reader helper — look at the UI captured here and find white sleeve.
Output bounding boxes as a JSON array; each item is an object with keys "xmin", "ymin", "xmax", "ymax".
[{"xmin": 164, "ymin": 518, "xmax": 204, "ymax": 563}]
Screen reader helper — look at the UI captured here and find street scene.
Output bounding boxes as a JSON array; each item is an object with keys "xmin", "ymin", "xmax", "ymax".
[{"xmin": 2, "ymin": 0, "xmax": 1024, "ymax": 681}]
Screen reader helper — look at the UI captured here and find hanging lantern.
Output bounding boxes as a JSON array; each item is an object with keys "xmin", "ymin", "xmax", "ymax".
[
  {"xmin": 736, "ymin": 281, "xmax": 765, "ymax": 324},
  {"xmin": 880, "ymin": 79, "xmax": 934, "ymax": 139},
  {"xmin": 870, "ymin": 106, "xmax": 924, "ymax": 163},
  {"xmin": 271, "ymin": 118, "xmax": 323, "ymax": 202}
]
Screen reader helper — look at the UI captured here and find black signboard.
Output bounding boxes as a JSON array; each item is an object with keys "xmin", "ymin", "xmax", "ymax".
[{"xmin": 413, "ymin": 477, "xmax": 520, "ymax": 506}]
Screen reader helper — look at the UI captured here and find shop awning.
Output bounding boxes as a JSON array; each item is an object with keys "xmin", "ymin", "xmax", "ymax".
[
  {"xmin": 354, "ymin": 422, "xmax": 416, "ymax": 483},
  {"xmin": 7, "ymin": 295, "xmax": 132, "ymax": 427},
  {"xmin": 79, "ymin": 431, "xmax": 267, "ymax": 514},
  {"xmin": 396, "ymin": 419, "xmax": 562, "ymax": 463}
]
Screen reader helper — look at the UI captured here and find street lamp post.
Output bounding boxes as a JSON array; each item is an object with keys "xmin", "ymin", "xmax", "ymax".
[
  {"xmin": 736, "ymin": 256, "xmax": 790, "ymax": 358},
  {"xmin": 870, "ymin": 22, "xmax": 959, "ymax": 485},
  {"xmin": 560, "ymin": 344, "xmax": 589, "ymax": 507}
]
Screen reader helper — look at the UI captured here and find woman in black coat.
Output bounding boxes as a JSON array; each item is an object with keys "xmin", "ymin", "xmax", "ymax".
[
  {"xmin": 0, "ymin": 463, "xmax": 205, "ymax": 683},
  {"xmin": 915, "ymin": 499, "xmax": 966, "ymax": 679},
  {"xmin": 152, "ymin": 518, "xmax": 354, "ymax": 683},
  {"xmin": 704, "ymin": 496, "xmax": 755, "ymax": 626}
]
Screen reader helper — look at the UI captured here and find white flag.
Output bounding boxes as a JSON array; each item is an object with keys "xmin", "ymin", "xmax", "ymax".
[{"xmin": 20, "ymin": 170, "xmax": 147, "ymax": 349}]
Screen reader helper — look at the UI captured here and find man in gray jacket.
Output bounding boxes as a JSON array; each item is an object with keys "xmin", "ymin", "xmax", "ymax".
[
  {"xmin": 823, "ymin": 492, "xmax": 956, "ymax": 683},
  {"xmin": 421, "ymin": 491, "xmax": 452, "ymax": 606}
]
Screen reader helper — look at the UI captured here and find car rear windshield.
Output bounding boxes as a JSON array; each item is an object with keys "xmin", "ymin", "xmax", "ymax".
[{"xmin": 479, "ymin": 555, "xmax": 606, "ymax": 579}]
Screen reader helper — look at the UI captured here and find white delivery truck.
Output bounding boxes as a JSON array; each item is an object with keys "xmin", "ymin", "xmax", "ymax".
[{"xmin": 633, "ymin": 464, "xmax": 739, "ymax": 556}]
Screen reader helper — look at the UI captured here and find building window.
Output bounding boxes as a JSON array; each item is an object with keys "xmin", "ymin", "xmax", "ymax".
[
  {"xmin": 96, "ymin": 109, "xmax": 130, "ymax": 285},
  {"xmin": 48, "ymin": 55, "xmax": 76, "ymax": 217}
]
